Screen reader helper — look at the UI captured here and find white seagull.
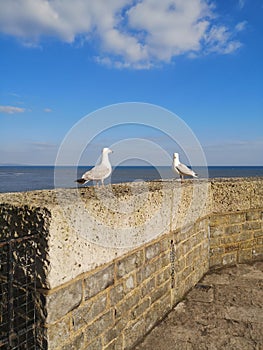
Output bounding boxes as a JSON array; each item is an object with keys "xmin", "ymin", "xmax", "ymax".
[
  {"xmin": 76, "ymin": 147, "xmax": 113, "ymax": 187},
  {"xmin": 172, "ymin": 153, "xmax": 198, "ymax": 180}
]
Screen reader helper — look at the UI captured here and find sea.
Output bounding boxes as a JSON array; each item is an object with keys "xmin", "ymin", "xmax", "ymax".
[{"xmin": 0, "ymin": 166, "xmax": 263, "ymax": 193}]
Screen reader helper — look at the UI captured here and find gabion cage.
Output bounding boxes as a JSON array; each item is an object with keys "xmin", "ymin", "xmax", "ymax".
[{"xmin": 0, "ymin": 233, "xmax": 40, "ymax": 349}]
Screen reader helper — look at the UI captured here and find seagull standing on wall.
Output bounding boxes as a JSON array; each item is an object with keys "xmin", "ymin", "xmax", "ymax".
[
  {"xmin": 172, "ymin": 153, "xmax": 198, "ymax": 181},
  {"xmin": 75, "ymin": 148, "xmax": 113, "ymax": 187}
]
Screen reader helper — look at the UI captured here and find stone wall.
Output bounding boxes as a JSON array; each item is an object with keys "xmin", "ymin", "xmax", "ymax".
[
  {"xmin": 209, "ymin": 210, "xmax": 263, "ymax": 267},
  {"xmin": 209, "ymin": 179, "xmax": 263, "ymax": 267},
  {"xmin": 0, "ymin": 178, "xmax": 262, "ymax": 349}
]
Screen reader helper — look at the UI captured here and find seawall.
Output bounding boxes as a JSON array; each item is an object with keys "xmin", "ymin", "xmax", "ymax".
[{"xmin": 0, "ymin": 178, "xmax": 262, "ymax": 349}]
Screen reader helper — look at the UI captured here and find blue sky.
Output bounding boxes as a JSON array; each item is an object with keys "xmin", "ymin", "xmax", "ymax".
[{"xmin": 0, "ymin": 0, "xmax": 262, "ymax": 166}]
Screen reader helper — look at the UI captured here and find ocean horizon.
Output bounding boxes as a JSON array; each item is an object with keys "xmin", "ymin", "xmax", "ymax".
[{"xmin": 0, "ymin": 165, "xmax": 263, "ymax": 194}]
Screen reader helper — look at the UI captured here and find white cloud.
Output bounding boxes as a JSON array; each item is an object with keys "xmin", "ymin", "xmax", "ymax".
[
  {"xmin": 44, "ymin": 108, "xmax": 52, "ymax": 113},
  {"xmin": 0, "ymin": 105, "xmax": 25, "ymax": 114},
  {"xmin": 127, "ymin": 0, "xmax": 211, "ymax": 61},
  {"xmin": 0, "ymin": 0, "xmax": 245, "ymax": 68}
]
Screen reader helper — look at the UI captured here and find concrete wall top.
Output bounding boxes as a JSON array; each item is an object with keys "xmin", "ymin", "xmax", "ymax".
[{"xmin": 210, "ymin": 177, "xmax": 263, "ymax": 212}]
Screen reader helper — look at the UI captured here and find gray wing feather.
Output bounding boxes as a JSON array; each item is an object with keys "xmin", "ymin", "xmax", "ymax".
[
  {"xmin": 83, "ymin": 164, "xmax": 110, "ymax": 181},
  {"xmin": 177, "ymin": 163, "xmax": 196, "ymax": 176},
  {"xmin": 172, "ymin": 165, "xmax": 180, "ymax": 175}
]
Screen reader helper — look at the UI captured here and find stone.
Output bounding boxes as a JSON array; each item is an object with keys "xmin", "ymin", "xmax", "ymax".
[
  {"xmin": 246, "ymin": 211, "xmax": 261, "ymax": 221},
  {"xmin": 84, "ymin": 310, "xmax": 114, "ymax": 341},
  {"xmin": 47, "ymin": 316, "xmax": 71, "ymax": 349},
  {"xmin": 61, "ymin": 332, "xmax": 85, "ymax": 350},
  {"xmin": 131, "ymin": 298, "xmax": 151, "ymax": 320},
  {"xmin": 116, "ymin": 250, "xmax": 144, "ymax": 279},
  {"xmin": 123, "ymin": 317, "xmax": 146, "ymax": 349},
  {"xmin": 124, "ymin": 274, "xmax": 136, "ymax": 291},
  {"xmin": 140, "ymin": 277, "xmax": 156, "ymax": 298},
  {"xmin": 109, "ymin": 283, "xmax": 125, "ymax": 306},
  {"xmin": 145, "ymin": 241, "xmax": 162, "ymax": 261},
  {"xmin": 45, "ymin": 280, "xmax": 82, "ymax": 323},
  {"xmin": 72, "ymin": 293, "xmax": 107, "ymax": 331},
  {"xmin": 225, "ymin": 224, "xmax": 242, "ymax": 235},
  {"xmin": 84, "ymin": 264, "xmax": 114, "ymax": 299},
  {"xmin": 115, "ymin": 290, "xmax": 140, "ymax": 319}
]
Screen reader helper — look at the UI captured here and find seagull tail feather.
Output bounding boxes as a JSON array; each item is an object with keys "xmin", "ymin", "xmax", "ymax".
[{"xmin": 75, "ymin": 178, "xmax": 87, "ymax": 184}]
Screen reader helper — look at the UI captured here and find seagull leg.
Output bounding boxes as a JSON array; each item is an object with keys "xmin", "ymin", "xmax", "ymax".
[{"xmin": 101, "ymin": 179, "xmax": 104, "ymax": 187}]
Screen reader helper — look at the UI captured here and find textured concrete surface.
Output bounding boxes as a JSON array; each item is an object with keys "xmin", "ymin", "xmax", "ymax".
[{"xmin": 134, "ymin": 262, "xmax": 263, "ymax": 350}]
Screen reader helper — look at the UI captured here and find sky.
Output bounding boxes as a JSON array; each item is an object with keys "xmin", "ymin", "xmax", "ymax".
[{"xmin": 0, "ymin": 0, "xmax": 262, "ymax": 166}]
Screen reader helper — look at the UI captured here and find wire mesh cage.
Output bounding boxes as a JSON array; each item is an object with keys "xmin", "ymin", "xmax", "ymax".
[{"xmin": 0, "ymin": 231, "xmax": 41, "ymax": 349}]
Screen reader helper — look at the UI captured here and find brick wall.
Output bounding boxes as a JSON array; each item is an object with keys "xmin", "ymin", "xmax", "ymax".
[
  {"xmin": 43, "ymin": 209, "xmax": 262, "ymax": 350},
  {"xmin": 209, "ymin": 209, "xmax": 263, "ymax": 267},
  {"xmin": 42, "ymin": 218, "xmax": 210, "ymax": 350}
]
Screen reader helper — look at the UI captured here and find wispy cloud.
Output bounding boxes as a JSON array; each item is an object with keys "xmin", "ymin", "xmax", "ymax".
[
  {"xmin": 0, "ymin": 141, "xmax": 59, "ymax": 165},
  {"xmin": 0, "ymin": 105, "xmax": 25, "ymax": 114},
  {"xmin": 204, "ymin": 139, "xmax": 263, "ymax": 165},
  {"xmin": 203, "ymin": 22, "xmax": 246, "ymax": 55},
  {"xmin": 44, "ymin": 108, "xmax": 52, "ymax": 113},
  {"xmin": 238, "ymin": 0, "xmax": 246, "ymax": 9},
  {"xmin": 30, "ymin": 142, "xmax": 57, "ymax": 150},
  {"xmin": 8, "ymin": 92, "xmax": 21, "ymax": 98},
  {"xmin": 0, "ymin": 0, "xmax": 246, "ymax": 69}
]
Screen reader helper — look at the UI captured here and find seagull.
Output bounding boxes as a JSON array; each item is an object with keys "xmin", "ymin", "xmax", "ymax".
[
  {"xmin": 75, "ymin": 147, "xmax": 113, "ymax": 187},
  {"xmin": 172, "ymin": 153, "xmax": 198, "ymax": 181}
]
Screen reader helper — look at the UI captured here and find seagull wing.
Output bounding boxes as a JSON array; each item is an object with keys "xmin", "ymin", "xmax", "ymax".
[
  {"xmin": 83, "ymin": 164, "xmax": 111, "ymax": 181},
  {"xmin": 176, "ymin": 163, "xmax": 197, "ymax": 177},
  {"xmin": 172, "ymin": 164, "xmax": 180, "ymax": 175}
]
